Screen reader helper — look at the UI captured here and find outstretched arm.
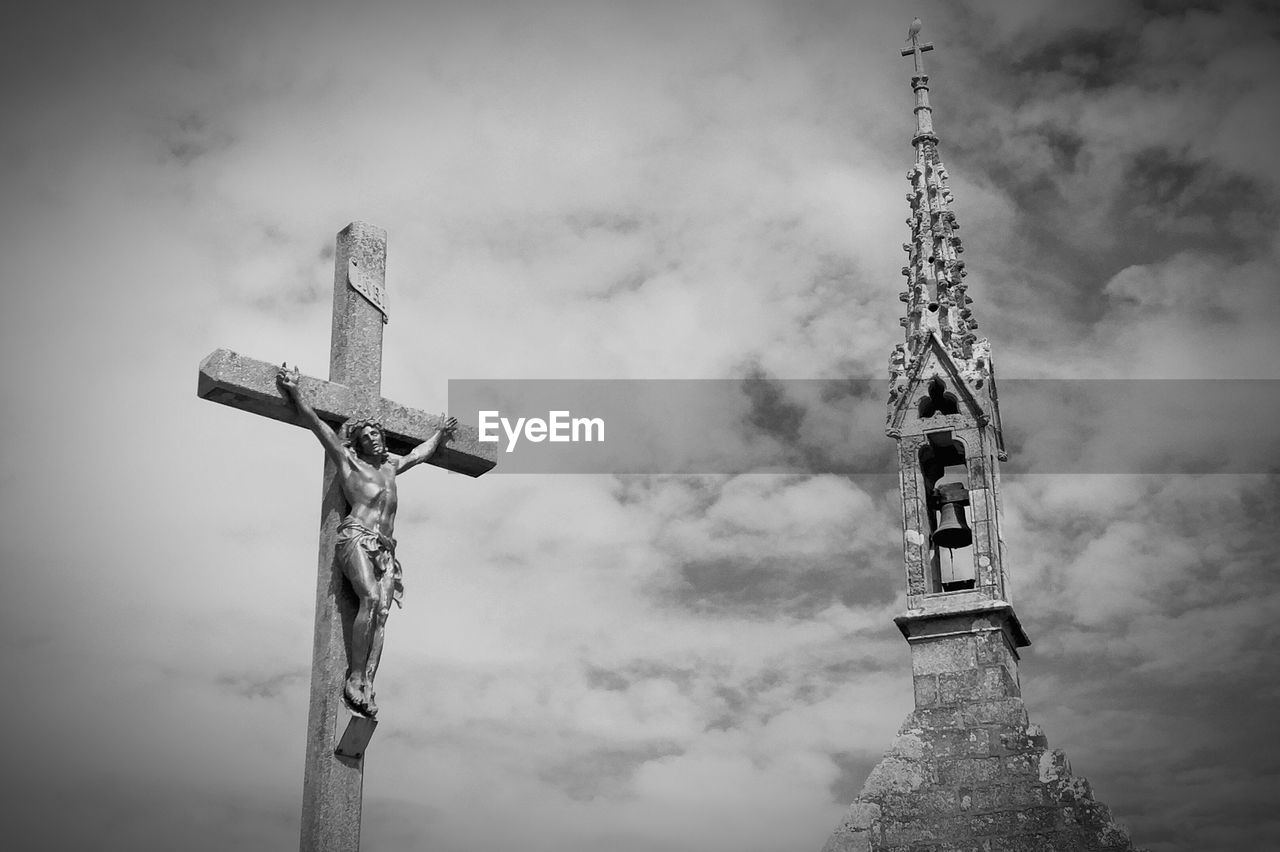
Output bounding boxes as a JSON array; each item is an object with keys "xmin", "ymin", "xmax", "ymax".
[
  {"xmin": 277, "ymin": 364, "xmax": 349, "ymax": 469},
  {"xmin": 397, "ymin": 415, "xmax": 457, "ymax": 474}
]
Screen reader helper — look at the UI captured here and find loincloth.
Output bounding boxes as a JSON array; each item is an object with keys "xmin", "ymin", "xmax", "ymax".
[{"xmin": 336, "ymin": 519, "xmax": 404, "ymax": 608}]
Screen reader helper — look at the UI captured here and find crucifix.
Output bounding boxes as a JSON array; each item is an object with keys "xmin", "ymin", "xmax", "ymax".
[{"xmin": 196, "ymin": 222, "xmax": 496, "ymax": 852}]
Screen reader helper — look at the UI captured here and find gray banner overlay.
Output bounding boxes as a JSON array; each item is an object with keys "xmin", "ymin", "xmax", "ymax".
[{"xmin": 448, "ymin": 379, "xmax": 1277, "ymax": 474}]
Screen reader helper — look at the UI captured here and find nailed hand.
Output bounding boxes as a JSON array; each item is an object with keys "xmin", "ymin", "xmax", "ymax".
[{"xmin": 276, "ymin": 363, "xmax": 301, "ymax": 396}]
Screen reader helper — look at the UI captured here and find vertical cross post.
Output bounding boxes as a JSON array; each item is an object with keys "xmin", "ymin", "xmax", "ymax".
[
  {"xmin": 300, "ymin": 222, "xmax": 386, "ymax": 852},
  {"xmin": 901, "ymin": 33, "xmax": 935, "ymax": 75}
]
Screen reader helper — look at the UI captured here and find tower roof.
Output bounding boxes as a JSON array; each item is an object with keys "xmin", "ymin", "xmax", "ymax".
[{"xmin": 890, "ymin": 21, "xmax": 989, "ymax": 403}]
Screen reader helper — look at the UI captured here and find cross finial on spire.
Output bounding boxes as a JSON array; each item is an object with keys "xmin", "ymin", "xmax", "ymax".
[
  {"xmin": 899, "ymin": 17, "xmax": 937, "ymax": 145},
  {"xmin": 901, "ymin": 16, "xmax": 934, "ymax": 75}
]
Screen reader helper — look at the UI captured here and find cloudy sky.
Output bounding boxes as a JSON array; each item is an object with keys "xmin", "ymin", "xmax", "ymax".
[{"xmin": 2, "ymin": 1, "xmax": 1278, "ymax": 850}]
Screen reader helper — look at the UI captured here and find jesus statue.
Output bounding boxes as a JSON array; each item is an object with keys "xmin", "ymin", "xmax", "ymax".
[{"xmin": 277, "ymin": 364, "xmax": 456, "ymax": 717}]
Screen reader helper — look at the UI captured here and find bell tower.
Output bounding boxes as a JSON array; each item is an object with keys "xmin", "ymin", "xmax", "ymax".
[
  {"xmin": 886, "ymin": 22, "xmax": 1029, "ymax": 714},
  {"xmin": 822, "ymin": 22, "xmax": 1144, "ymax": 852}
]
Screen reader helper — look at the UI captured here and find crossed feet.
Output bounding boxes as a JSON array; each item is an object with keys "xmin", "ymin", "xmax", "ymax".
[{"xmin": 343, "ymin": 675, "xmax": 378, "ymax": 718}]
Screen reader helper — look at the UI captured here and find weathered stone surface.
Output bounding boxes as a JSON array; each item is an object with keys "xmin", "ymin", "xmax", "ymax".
[
  {"xmin": 827, "ymin": 599, "xmax": 1138, "ymax": 851},
  {"xmin": 197, "ymin": 348, "xmax": 497, "ymax": 477},
  {"xmin": 862, "ymin": 756, "xmax": 928, "ymax": 798},
  {"xmin": 821, "ymin": 703, "xmax": 1145, "ymax": 852},
  {"xmin": 912, "ymin": 635, "xmax": 977, "ymax": 675}
]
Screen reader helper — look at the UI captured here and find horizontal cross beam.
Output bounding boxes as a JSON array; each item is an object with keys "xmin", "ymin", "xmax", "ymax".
[{"xmin": 197, "ymin": 348, "xmax": 496, "ymax": 477}]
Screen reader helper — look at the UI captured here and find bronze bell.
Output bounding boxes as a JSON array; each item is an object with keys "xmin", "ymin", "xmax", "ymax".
[{"xmin": 932, "ymin": 481, "xmax": 972, "ymax": 549}]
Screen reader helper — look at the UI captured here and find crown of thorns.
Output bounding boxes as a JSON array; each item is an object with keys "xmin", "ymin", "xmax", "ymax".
[{"xmin": 340, "ymin": 417, "xmax": 386, "ymax": 447}]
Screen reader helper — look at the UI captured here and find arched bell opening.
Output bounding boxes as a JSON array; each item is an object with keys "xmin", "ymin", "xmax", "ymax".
[{"xmin": 919, "ymin": 429, "xmax": 975, "ymax": 593}]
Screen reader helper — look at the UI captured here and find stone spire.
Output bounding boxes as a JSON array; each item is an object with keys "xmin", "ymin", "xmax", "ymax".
[
  {"xmin": 890, "ymin": 23, "xmax": 988, "ymax": 414},
  {"xmin": 822, "ymin": 23, "xmax": 1145, "ymax": 852}
]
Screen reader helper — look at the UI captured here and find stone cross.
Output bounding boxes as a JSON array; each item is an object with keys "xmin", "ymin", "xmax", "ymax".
[
  {"xmin": 196, "ymin": 222, "xmax": 496, "ymax": 852},
  {"xmin": 900, "ymin": 20, "xmax": 938, "ymax": 149},
  {"xmin": 900, "ymin": 24, "xmax": 934, "ymax": 72}
]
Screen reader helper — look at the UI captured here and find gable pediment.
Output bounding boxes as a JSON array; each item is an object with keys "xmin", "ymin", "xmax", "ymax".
[{"xmin": 888, "ymin": 334, "xmax": 991, "ymax": 437}]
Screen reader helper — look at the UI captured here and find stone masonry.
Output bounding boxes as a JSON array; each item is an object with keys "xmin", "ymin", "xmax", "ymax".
[
  {"xmin": 822, "ymin": 608, "xmax": 1144, "ymax": 852},
  {"xmin": 823, "ymin": 705, "xmax": 1141, "ymax": 852}
]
